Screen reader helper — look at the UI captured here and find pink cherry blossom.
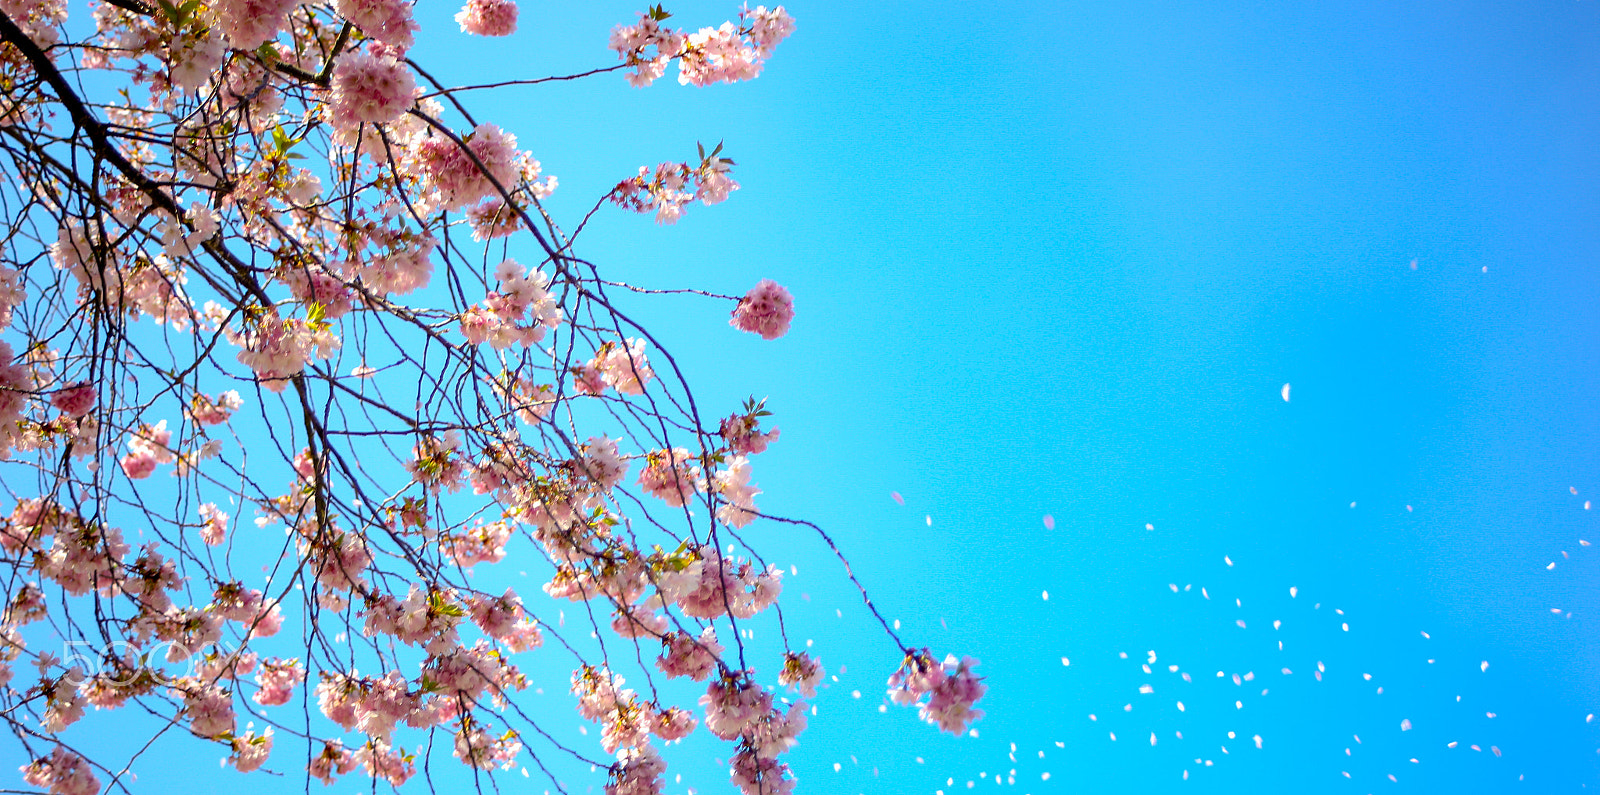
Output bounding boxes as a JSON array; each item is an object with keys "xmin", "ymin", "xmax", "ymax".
[
  {"xmin": 49, "ymin": 382, "xmax": 95, "ymax": 417},
  {"xmin": 335, "ymin": 0, "xmax": 418, "ymax": 51},
  {"xmin": 729, "ymin": 747, "xmax": 796, "ymax": 795},
  {"xmin": 637, "ymin": 447, "xmax": 699, "ymax": 507},
  {"xmin": 40, "ymin": 671, "xmax": 86, "ymax": 732},
  {"xmin": 651, "ymin": 706, "xmax": 698, "ymax": 742},
  {"xmin": 699, "ymin": 673, "xmax": 770, "ymax": 740},
  {"xmin": 179, "ymin": 681, "xmax": 235, "ymax": 738},
  {"xmin": 595, "ymin": 338, "xmax": 655, "ymax": 394},
  {"xmin": 211, "ymin": 0, "xmax": 298, "ymax": 49},
  {"xmin": 353, "ymin": 740, "xmax": 414, "ymax": 786},
  {"xmin": 307, "ymin": 741, "xmax": 359, "ymax": 784},
  {"xmin": 186, "ymin": 390, "xmax": 242, "ymax": 425},
  {"xmin": 656, "ymin": 628, "xmax": 723, "ymax": 681},
  {"xmin": 730, "ymin": 279, "xmax": 794, "ymax": 340},
  {"xmin": 778, "ymin": 651, "xmax": 823, "ymax": 698},
  {"xmin": 230, "ymin": 312, "xmax": 339, "ymax": 391},
  {"xmin": 198, "ymin": 503, "xmax": 228, "ymax": 545},
  {"xmin": 4, "ymin": 583, "xmax": 47, "ymax": 625},
  {"xmin": 609, "ymin": 13, "xmax": 687, "ymax": 88},
  {"xmin": 0, "ymin": 266, "xmax": 24, "ymax": 329},
  {"xmin": 466, "ymin": 200, "xmax": 522, "ymax": 239},
  {"xmin": 228, "ymin": 728, "xmax": 274, "ymax": 772},
  {"xmin": 456, "ymin": 0, "xmax": 518, "ymax": 36},
  {"xmin": 410, "ymin": 123, "xmax": 526, "ymax": 211},
  {"xmin": 886, "ymin": 651, "xmax": 987, "ymax": 735},
  {"xmin": 253, "ymin": 657, "xmax": 305, "ymax": 706},
  {"xmin": 607, "ymin": 743, "xmax": 667, "ymax": 795},
  {"xmin": 328, "ymin": 43, "xmax": 417, "ymax": 129},
  {"xmin": 20, "ymin": 746, "xmax": 99, "ymax": 795},
  {"xmin": 709, "ymin": 455, "xmax": 762, "ymax": 528},
  {"xmin": 720, "ymin": 409, "xmax": 779, "ymax": 455}
]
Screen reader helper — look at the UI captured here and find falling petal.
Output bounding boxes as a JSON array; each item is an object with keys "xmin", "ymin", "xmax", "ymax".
[
  {"xmin": 891, "ymin": 491, "xmax": 904, "ymax": 505},
  {"xmin": 1281, "ymin": 383, "xmax": 1291, "ymax": 402},
  {"xmin": 1042, "ymin": 514, "xmax": 1055, "ymax": 530}
]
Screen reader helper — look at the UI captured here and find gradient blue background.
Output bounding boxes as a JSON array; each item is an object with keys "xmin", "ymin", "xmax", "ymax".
[
  {"xmin": 426, "ymin": 1, "xmax": 1597, "ymax": 791},
  {"xmin": 12, "ymin": 0, "xmax": 1600, "ymax": 793},
  {"xmin": 411, "ymin": 1, "xmax": 1600, "ymax": 791}
]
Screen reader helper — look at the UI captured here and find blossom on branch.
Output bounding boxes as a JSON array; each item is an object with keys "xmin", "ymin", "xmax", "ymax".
[
  {"xmin": 457, "ymin": 0, "xmax": 518, "ymax": 36},
  {"xmin": 0, "ymin": 3, "xmax": 988, "ymax": 792}
]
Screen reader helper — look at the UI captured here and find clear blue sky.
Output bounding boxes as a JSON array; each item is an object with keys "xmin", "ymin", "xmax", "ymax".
[
  {"xmin": 427, "ymin": 2, "xmax": 1600, "ymax": 792},
  {"xmin": 12, "ymin": 1, "xmax": 1599, "ymax": 793}
]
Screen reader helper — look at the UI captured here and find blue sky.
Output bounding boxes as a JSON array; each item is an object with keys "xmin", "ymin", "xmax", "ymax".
[
  {"xmin": 7, "ymin": 1, "xmax": 1599, "ymax": 793},
  {"xmin": 403, "ymin": 1, "xmax": 1600, "ymax": 792}
]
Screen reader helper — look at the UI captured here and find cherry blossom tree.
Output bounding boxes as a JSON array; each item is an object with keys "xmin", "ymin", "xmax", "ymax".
[{"xmin": 0, "ymin": 2, "xmax": 983, "ymax": 794}]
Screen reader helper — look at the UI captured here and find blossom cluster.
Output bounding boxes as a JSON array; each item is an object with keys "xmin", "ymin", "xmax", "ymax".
[
  {"xmin": 19, "ymin": 747, "xmax": 98, "ymax": 795},
  {"xmin": 611, "ymin": 151, "xmax": 740, "ymax": 224},
  {"xmin": 887, "ymin": 650, "xmax": 988, "ymax": 734},
  {"xmin": 456, "ymin": 0, "xmax": 518, "ymax": 36},
  {"xmin": 731, "ymin": 278, "xmax": 795, "ymax": 339},
  {"xmin": 609, "ymin": 5, "xmax": 795, "ymax": 88},
  {"xmin": 328, "ymin": 43, "xmax": 417, "ymax": 129},
  {"xmin": 459, "ymin": 259, "xmax": 563, "ymax": 349}
]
